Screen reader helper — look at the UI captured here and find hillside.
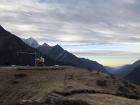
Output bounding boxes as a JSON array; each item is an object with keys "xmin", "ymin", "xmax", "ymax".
[
  {"xmin": 0, "ymin": 26, "xmax": 107, "ymax": 73},
  {"xmin": 106, "ymin": 65, "xmax": 134, "ymax": 78},
  {"xmin": 124, "ymin": 60, "xmax": 140, "ymax": 85},
  {"xmin": 106, "ymin": 59, "xmax": 140, "ymax": 84},
  {"xmin": 0, "ymin": 25, "xmax": 58, "ymax": 66},
  {"xmin": 0, "ymin": 66, "xmax": 140, "ymax": 105},
  {"xmin": 22, "ymin": 37, "xmax": 40, "ymax": 48},
  {"xmin": 37, "ymin": 43, "xmax": 107, "ymax": 73},
  {"xmin": 0, "ymin": 25, "xmax": 38, "ymax": 66},
  {"xmin": 125, "ymin": 65, "xmax": 140, "ymax": 85}
]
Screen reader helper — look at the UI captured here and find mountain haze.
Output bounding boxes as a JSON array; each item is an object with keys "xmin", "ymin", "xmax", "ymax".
[{"xmin": 106, "ymin": 59, "xmax": 140, "ymax": 84}]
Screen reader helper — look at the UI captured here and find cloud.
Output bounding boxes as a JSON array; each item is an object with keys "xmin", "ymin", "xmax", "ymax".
[
  {"xmin": 72, "ymin": 50, "xmax": 140, "ymax": 57},
  {"xmin": 0, "ymin": 0, "xmax": 140, "ymax": 45},
  {"xmin": 0, "ymin": 0, "xmax": 140, "ymax": 66}
]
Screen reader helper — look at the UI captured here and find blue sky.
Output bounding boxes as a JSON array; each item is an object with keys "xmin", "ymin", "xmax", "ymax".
[{"xmin": 0, "ymin": 0, "xmax": 140, "ymax": 66}]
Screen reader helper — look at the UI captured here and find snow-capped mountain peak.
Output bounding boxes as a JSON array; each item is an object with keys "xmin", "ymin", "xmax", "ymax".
[{"xmin": 22, "ymin": 37, "xmax": 40, "ymax": 48}]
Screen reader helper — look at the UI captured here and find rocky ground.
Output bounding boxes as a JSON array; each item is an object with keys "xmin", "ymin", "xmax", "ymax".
[{"xmin": 0, "ymin": 66, "xmax": 140, "ymax": 105}]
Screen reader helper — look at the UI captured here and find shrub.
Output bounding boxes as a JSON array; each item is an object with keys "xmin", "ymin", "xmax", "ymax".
[
  {"xmin": 14, "ymin": 73, "xmax": 28, "ymax": 79},
  {"xmin": 117, "ymin": 86, "xmax": 139, "ymax": 99},
  {"xmin": 96, "ymin": 80, "xmax": 107, "ymax": 87},
  {"xmin": 11, "ymin": 80, "xmax": 20, "ymax": 84}
]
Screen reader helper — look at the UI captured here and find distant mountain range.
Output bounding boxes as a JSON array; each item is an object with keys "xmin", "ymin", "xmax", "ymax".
[
  {"xmin": 22, "ymin": 37, "xmax": 40, "ymax": 48},
  {"xmin": 106, "ymin": 64, "xmax": 134, "ymax": 78},
  {"xmin": 0, "ymin": 25, "xmax": 60, "ymax": 66},
  {"xmin": 124, "ymin": 60, "xmax": 140, "ymax": 85},
  {"xmin": 0, "ymin": 25, "xmax": 37, "ymax": 66},
  {"xmin": 0, "ymin": 25, "xmax": 107, "ymax": 73},
  {"xmin": 1, "ymin": 25, "xmax": 140, "ymax": 85},
  {"xmin": 106, "ymin": 60, "xmax": 140, "ymax": 85},
  {"xmin": 23, "ymin": 38, "xmax": 107, "ymax": 72},
  {"xmin": 37, "ymin": 43, "xmax": 107, "ymax": 72}
]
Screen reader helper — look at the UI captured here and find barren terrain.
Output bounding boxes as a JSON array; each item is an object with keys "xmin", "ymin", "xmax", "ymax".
[{"xmin": 0, "ymin": 66, "xmax": 140, "ymax": 105}]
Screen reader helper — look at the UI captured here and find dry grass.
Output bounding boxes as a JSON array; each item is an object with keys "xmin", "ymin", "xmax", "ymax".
[
  {"xmin": 67, "ymin": 94, "xmax": 140, "ymax": 105},
  {"xmin": 0, "ymin": 66, "xmax": 86, "ymax": 105},
  {"xmin": 0, "ymin": 66, "xmax": 140, "ymax": 105}
]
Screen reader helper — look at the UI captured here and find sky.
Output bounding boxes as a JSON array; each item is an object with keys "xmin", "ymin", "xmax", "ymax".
[{"xmin": 0, "ymin": 0, "xmax": 140, "ymax": 67}]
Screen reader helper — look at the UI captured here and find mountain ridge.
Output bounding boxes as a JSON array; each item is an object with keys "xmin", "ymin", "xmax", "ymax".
[
  {"xmin": 0, "ymin": 25, "xmax": 107, "ymax": 73},
  {"xmin": 106, "ymin": 59, "xmax": 140, "ymax": 84},
  {"xmin": 0, "ymin": 25, "xmax": 56, "ymax": 66},
  {"xmin": 124, "ymin": 60, "xmax": 140, "ymax": 84},
  {"xmin": 23, "ymin": 37, "xmax": 106, "ymax": 72},
  {"xmin": 22, "ymin": 37, "xmax": 40, "ymax": 48},
  {"xmin": 37, "ymin": 43, "xmax": 107, "ymax": 73}
]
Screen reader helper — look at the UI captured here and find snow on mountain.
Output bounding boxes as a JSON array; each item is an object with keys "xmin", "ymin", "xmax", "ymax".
[{"xmin": 22, "ymin": 37, "xmax": 40, "ymax": 48}]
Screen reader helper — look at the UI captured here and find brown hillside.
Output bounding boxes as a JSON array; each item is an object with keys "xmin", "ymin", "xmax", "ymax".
[{"xmin": 0, "ymin": 66, "xmax": 140, "ymax": 105}]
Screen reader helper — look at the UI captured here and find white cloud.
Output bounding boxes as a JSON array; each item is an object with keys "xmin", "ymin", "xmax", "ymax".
[
  {"xmin": 0, "ymin": 0, "xmax": 140, "ymax": 45},
  {"xmin": 1, "ymin": 0, "xmax": 140, "ymax": 66}
]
